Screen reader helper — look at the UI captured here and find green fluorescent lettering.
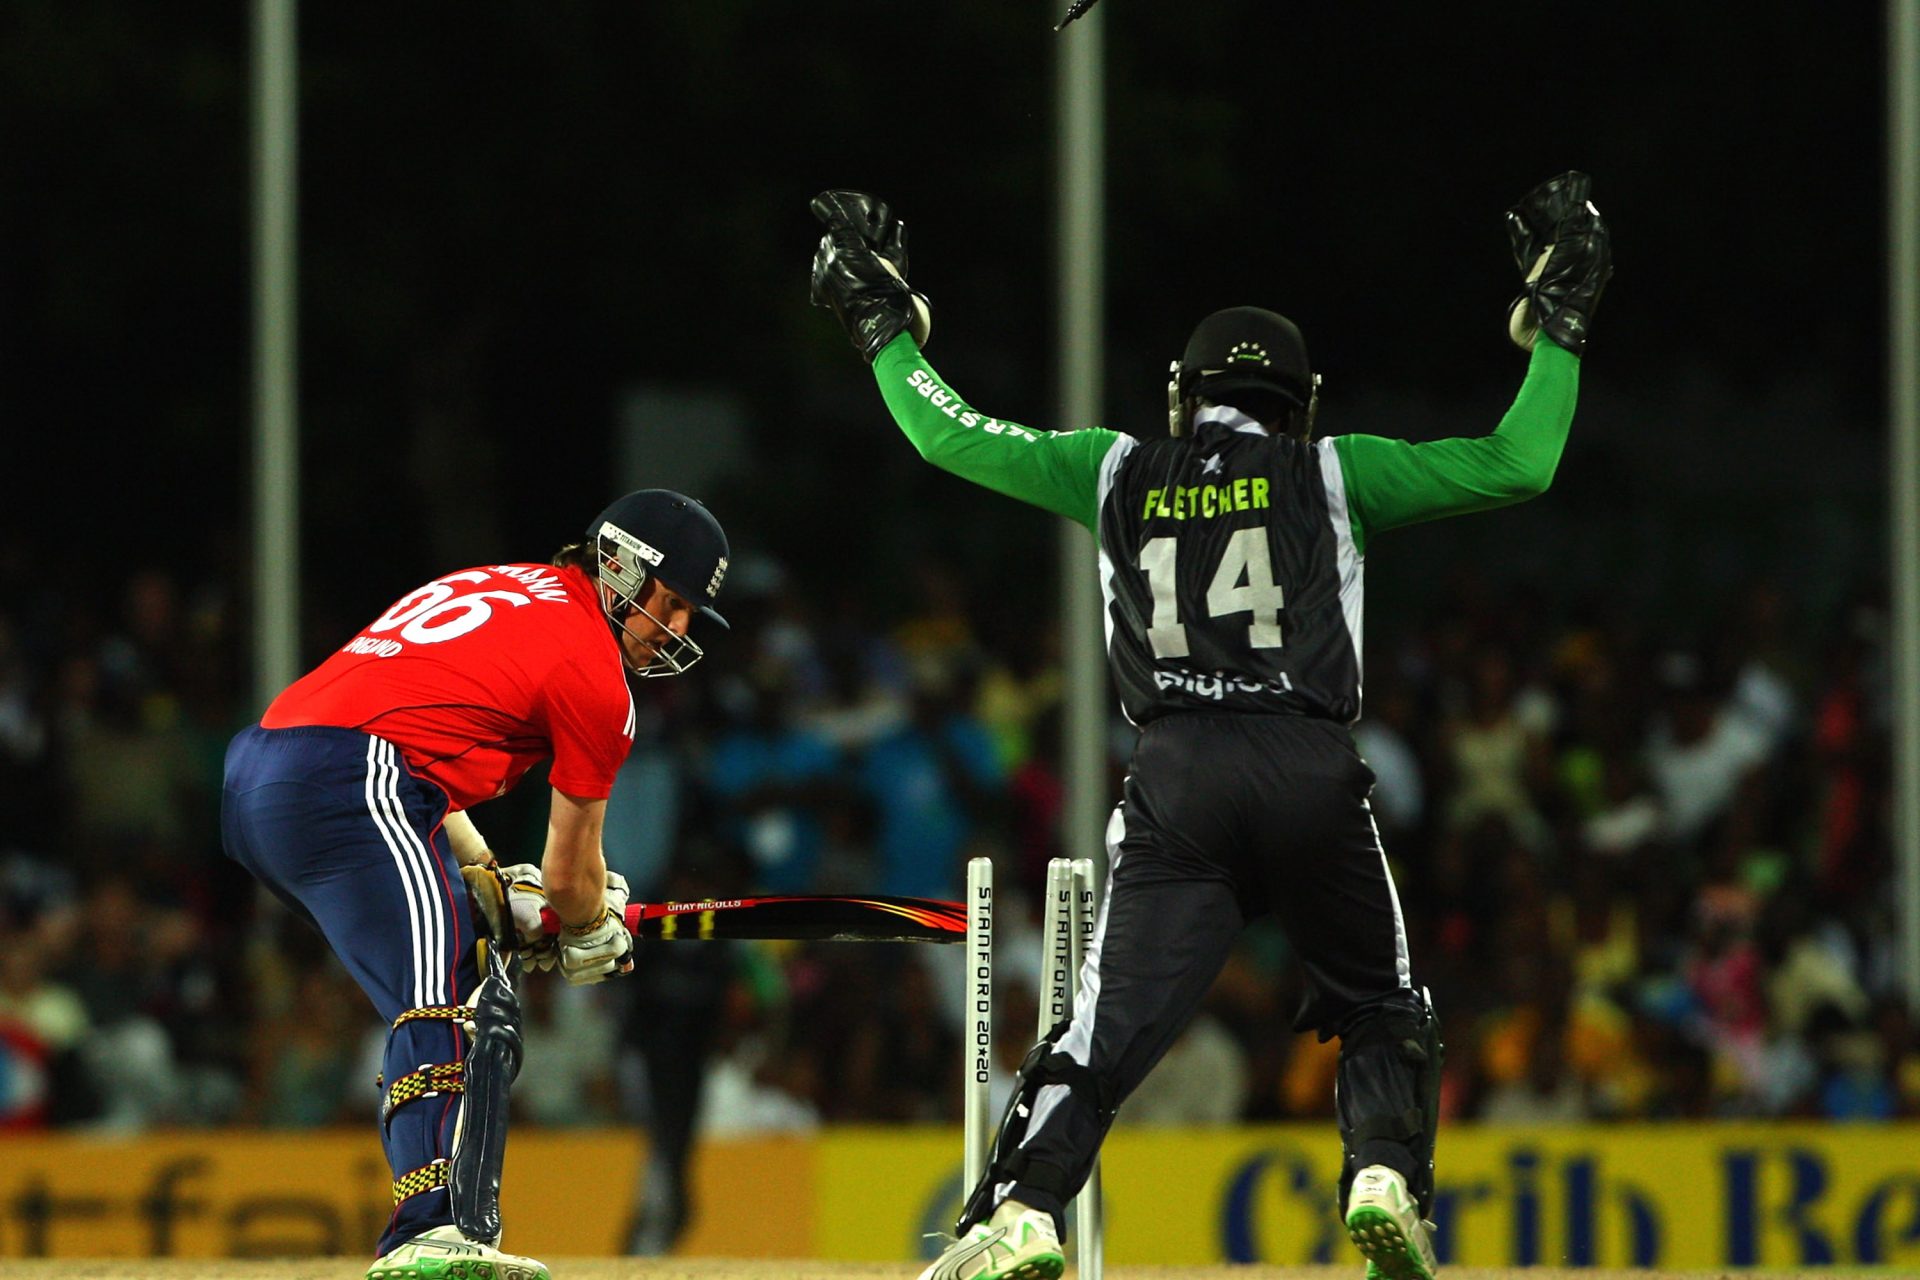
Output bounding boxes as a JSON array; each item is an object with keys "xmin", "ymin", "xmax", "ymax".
[
  {"xmin": 1252, "ymin": 478, "xmax": 1270, "ymax": 508},
  {"xmin": 1202, "ymin": 486, "xmax": 1216, "ymax": 518},
  {"xmin": 1144, "ymin": 488, "xmax": 1162, "ymax": 519},
  {"xmin": 1233, "ymin": 478, "xmax": 1248, "ymax": 510}
]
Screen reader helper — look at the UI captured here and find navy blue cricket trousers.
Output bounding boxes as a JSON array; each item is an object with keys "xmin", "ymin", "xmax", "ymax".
[{"xmin": 222, "ymin": 724, "xmax": 480, "ymax": 1256}]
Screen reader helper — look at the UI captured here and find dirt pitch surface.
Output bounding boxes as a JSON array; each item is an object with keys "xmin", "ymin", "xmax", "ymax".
[{"xmin": 0, "ymin": 1262, "xmax": 1867, "ymax": 1280}]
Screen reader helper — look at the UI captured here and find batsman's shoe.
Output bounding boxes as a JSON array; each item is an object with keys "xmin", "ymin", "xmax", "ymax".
[
  {"xmin": 366, "ymin": 1225, "xmax": 550, "ymax": 1280},
  {"xmin": 916, "ymin": 1199, "xmax": 1063, "ymax": 1280},
  {"xmin": 1345, "ymin": 1165, "xmax": 1438, "ymax": 1280}
]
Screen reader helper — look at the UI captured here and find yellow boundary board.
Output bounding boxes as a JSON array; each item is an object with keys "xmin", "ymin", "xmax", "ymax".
[{"xmin": 3, "ymin": 1125, "xmax": 1916, "ymax": 1269}]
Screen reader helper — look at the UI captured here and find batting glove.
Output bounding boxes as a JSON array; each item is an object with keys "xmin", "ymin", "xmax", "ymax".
[
  {"xmin": 499, "ymin": 863, "xmax": 561, "ymax": 972},
  {"xmin": 557, "ymin": 870, "xmax": 633, "ymax": 986}
]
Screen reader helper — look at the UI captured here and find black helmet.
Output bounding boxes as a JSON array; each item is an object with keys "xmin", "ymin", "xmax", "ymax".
[
  {"xmin": 587, "ymin": 489, "xmax": 729, "ymax": 676},
  {"xmin": 1167, "ymin": 306, "xmax": 1320, "ymax": 439}
]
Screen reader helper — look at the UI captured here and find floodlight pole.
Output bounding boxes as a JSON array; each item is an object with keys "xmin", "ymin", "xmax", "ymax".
[
  {"xmin": 1889, "ymin": 0, "xmax": 1919, "ymax": 1007},
  {"xmin": 251, "ymin": 0, "xmax": 300, "ymax": 711},
  {"xmin": 1057, "ymin": 4, "xmax": 1107, "ymax": 876}
]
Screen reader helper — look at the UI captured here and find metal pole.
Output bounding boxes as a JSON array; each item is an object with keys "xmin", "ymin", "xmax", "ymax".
[
  {"xmin": 1055, "ymin": 0, "xmax": 1108, "ymax": 873},
  {"xmin": 251, "ymin": 0, "xmax": 300, "ymax": 711},
  {"xmin": 1889, "ymin": 0, "xmax": 1920, "ymax": 1007}
]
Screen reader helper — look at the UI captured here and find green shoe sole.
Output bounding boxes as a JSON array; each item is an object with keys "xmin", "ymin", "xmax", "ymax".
[
  {"xmin": 978, "ymin": 1248, "xmax": 1065, "ymax": 1280},
  {"xmin": 1346, "ymin": 1206, "xmax": 1435, "ymax": 1280},
  {"xmin": 367, "ymin": 1261, "xmax": 550, "ymax": 1280}
]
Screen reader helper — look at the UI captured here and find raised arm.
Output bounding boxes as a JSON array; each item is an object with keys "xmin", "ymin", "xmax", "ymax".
[
  {"xmin": 810, "ymin": 190, "xmax": 1125, "ymax": 532},
  {"xmin": 1333, "ymin": 171, "xmax": 1612, "ymax": 555},
  {"xmin": 1333, "ymin": 339, "xmax": 1579, "ymax": 552},
  {"xmin": 872, "ymin": 334, "xmax": 1123, "ymax": 530}
]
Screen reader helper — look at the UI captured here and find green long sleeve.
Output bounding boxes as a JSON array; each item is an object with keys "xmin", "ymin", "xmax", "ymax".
[
  {"xmin": 1331, "ymin": 339, "xmax": 1580, "ymax": 555},
  {"xmin": 871, "ymin": 333, "xmax": 1124, "ymax": 532}
]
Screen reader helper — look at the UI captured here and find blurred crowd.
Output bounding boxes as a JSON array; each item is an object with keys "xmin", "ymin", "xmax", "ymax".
[{"xmin": 0, "ymin": 538, "xmax": 1914, "ymax": 1146}]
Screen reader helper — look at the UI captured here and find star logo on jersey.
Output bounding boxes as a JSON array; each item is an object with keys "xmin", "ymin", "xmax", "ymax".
[{"xmin": 1202, "ymin": 453, "xmax": 1224, "ymax": 476}]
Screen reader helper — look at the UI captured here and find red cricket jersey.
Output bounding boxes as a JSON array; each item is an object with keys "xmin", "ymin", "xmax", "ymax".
[{"xmin": 263, "ymin": 563, "xmax": 635, "ymax": 809}]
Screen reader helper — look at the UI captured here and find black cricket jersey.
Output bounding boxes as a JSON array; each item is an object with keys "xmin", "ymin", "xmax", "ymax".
[
  {"xmin": 863, "ymin": 332, "xmax": 1580, "ymax": 730},
  {"xmin": 1095, "ymin": 415, "xmax": 1362, "ymax": 724}
]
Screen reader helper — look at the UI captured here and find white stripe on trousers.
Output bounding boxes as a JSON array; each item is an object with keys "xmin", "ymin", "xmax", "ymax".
[
  {"xmin": 1363, "ymin": 797, "xmax": 1412, "ymax": 989},
  {"xmin": 363, "ymin": 736, "xmax": 443, "ymax": 1008},
  {"xmin": 379, "ymin": 739, "xmax": 448, "ymax": 1007}
]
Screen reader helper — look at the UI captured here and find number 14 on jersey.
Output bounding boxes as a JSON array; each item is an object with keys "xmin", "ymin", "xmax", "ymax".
[{"xmin": 1140, "ymin": 529, "xmax": 1285, "ymax": 659}]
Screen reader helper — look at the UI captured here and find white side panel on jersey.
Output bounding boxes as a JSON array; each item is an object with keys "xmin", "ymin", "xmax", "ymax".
[
  {"xmin": 1314, "ymin": 438, "xmax": 1365, "ymax": 710},
  {"xmin": 1015, "ymin": 804, "xmax": 1124, "ymax": 1152},
  {"xmin": 1094, "ymin": 434, "xmax": 1140, "ymax": 722}
]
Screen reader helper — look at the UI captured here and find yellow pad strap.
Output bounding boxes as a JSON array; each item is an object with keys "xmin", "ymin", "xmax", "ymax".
[
  {"xmin": 393, "ymin": 1004, "xmax": 469, "ymax": 1029},
  {"xmin": 383, "ymin": 1062, "xmax": 465, "ymax": 1122},
  {"xmin": 376, "ymin": 1006, "xmax": 470, "ymax": 1091},
  {"xmin": 392, "ymin": 1159, "xmax": 449, "ymax": 1205}
]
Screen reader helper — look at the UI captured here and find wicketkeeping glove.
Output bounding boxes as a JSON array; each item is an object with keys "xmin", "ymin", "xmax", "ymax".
[
  {"xmin": 1505, "ymin": 171, "xmax": 1613, "ymax": 356},
  {"xmin": 810, "ymin": 190, "xmax": 932, "ymax": 362},
  {"xmin": 557, "ymin": 870, "xmax": 634, "ymax": 986}
]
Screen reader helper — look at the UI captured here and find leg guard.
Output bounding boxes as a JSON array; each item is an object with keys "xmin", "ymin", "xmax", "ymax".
[
  {"xmin": 1335, "ymin": 990, "xmax": 1443, "ymax": 1217},
  {"xmin": 449, "ymin": 946, "xmax": 524, "ymax": 1246},
  {"xmin": 379, "ymin": 1005, "xmax": 469, "ymax": 1220},
  {"xmin": 956, "ymin": 1022, "xmax": 1117, "ymax": 1236}
]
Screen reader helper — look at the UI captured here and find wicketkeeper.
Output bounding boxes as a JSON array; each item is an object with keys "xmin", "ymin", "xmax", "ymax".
[
  {"xmin": 810, "ymin": 174, "xmax": 1610, "ymax": 1280},
  {"xmin": 221, "ymin": 490, "xmax": 729, "ymax": 1280}
]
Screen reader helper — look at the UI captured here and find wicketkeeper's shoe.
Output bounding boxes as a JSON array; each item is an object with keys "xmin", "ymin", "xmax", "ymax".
[
  {"xmin": 915, "ymin": 1199, "xmax": 1064, "ymax": 1280},
  {"xmin": 366, "ymin": 1225, "xmax": 551, "ymax": 1280},
  {"xmin": 1345, "ymin": 1165, "xmax": 1438, "ymax": 1280}
]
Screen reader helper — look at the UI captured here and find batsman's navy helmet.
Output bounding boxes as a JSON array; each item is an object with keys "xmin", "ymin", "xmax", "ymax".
[
  {"xmin": 1168, "ymin": 306, "xmax": 1320, "ymax": 438},
  {"xmin": 588, "ymin": 489, "xmax": 730, "ymax": 630}
]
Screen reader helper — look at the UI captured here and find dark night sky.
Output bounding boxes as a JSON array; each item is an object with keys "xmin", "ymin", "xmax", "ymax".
[{"xmin": 0, "ymin": 1, "xmax": 1892, "ymax": 653}]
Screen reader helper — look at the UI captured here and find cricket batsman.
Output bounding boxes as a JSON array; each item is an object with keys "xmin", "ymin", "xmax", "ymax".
[{"xmin": 221, "ymin": 490, "xmax": 729, "ymax": 1280}]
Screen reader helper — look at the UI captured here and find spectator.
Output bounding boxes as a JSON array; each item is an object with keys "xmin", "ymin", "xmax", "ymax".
[
  {"xmin": 1118, "ymin": 1011, "xmax": 1251, "ymax": 1125},
  {"xmin": 1437, "ymin": 649, "xmax": 1550, "ymax": 848},
  {"xmin": 0, "ymin": 929, "xmax": 95, "ymax": 1126},
  {"xmin": 0, "ymin": 541, "xmax": 1903, "ymax": 1137},
  {"xmin": 704, "ymin": 659, "xmax": 845, "ymax": 893},
  {"xmin": 255, "ymin": 967, "xmax": 369, "ymax": 1128},
  {"xmin": 857, "ymin": 655, "xmax": 1004, "ymax": 900},
  {"xmin": 1005, "ymin": 708, "xmax": 1065, "ymax": 889},
  {"xmin": 0, "ymin": 616, "xmax": 55, "ymax": 850},
  {"xmin": 1352, "ymin": 676, "xmax": 1426, "ymax": 843},
  {"xmin": 1644, "ymin": 650, "xmax": 1771, "ymax": 856},
  {"xmin": 973, "ymin": 616, "xmax": 1062, "ymax": 773},
  {"xmin": 1479, "ymin": 1026, "xmax": 1587, "ymax": 1124}
]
